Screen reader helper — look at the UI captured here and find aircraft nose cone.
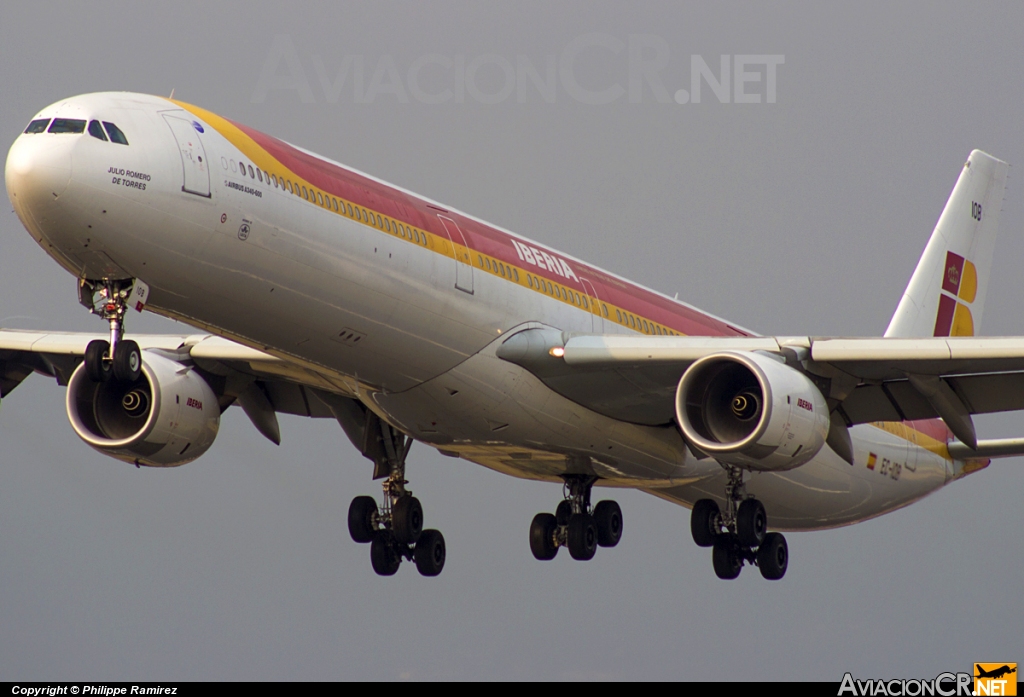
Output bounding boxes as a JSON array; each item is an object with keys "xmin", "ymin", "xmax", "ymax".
[{"xmin": 5, "ymin": 134, "xmax": 73, "ymax": 217}]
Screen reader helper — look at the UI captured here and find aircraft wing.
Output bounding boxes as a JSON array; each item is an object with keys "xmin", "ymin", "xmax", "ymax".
[
  {"xmin": 496, "ymin": 328, "xmax": 1024, "ymax": 456},
  {"xmin": 0, "ymin": 328, "xmax": 402, "ymax": 469},
  {"xmin": 0, "ymin": 328, "xmax": 350, "ymax": 422}
]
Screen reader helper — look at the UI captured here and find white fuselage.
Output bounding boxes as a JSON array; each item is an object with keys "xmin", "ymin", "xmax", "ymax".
[{"xmin": 4, "ymin": 92, "xmax": 961, "ymax": 530}]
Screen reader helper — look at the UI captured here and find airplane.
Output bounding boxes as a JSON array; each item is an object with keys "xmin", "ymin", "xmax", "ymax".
[
  {"xmin": 975, "ymin": 666, "xmax": 1017, "ymax": 680},
  {"xmin": 4, "ymin": 91, "xmax": 1024, "ymax": 581}
]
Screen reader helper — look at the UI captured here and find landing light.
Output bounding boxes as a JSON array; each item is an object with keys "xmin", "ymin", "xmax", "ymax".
[{"xmin": 549, "ymin": 347, "xmax": 565, "ymax": 358}]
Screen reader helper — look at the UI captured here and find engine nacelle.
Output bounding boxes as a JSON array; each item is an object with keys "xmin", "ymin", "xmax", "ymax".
[
  {"xmin": 675, "ymin": 351, "xmax": 829, "ymax": 472},
  {"xmin": 66, "ymin": 350, "xmax": 220, "ymax": 467}
]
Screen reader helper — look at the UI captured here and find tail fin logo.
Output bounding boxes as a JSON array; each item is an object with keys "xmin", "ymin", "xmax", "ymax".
[{"xmin": 934, "ymin": 250, "xmax": 977, "ymax": 337}]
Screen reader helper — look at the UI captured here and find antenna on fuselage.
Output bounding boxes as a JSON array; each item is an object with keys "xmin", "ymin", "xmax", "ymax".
[{"xmin": 169, "ymin": 88, "xmax": 175, "ymax": 99}]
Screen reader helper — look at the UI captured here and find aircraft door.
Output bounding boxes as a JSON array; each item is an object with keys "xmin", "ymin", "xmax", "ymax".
[
  {"xmin": 162, "ymin": 114, "xmax": 211, "ymax": 198},
  {"xmin": 581, "ymin": 277, "xmax": 603, "ymax": 332},
  {"xmin": 437, "ymin": 215, "xmax": 474, "ymax": 294}
]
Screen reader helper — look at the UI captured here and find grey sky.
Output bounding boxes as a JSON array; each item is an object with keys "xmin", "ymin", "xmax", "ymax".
[{"xmin": 1, "ymin": 1, "xmax": 1021, "ymax": 681}]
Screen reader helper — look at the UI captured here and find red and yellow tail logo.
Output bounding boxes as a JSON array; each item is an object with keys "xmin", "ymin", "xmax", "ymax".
[
  {"xmin": 934, "ymin": 251, "xmax": 977, "ymax": 336},
  {"xmin": 974, "ymin": 663, "xmax": 1017, "ymax": 696}
]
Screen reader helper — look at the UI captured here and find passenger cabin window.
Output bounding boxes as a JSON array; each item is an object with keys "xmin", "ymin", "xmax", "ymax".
[
  {"xmin": 256, "ymin": 169, "xmax": 263, "ymax": 183},
  {"xmin": 513, "ymin": 268, "xmax": 519, "ymax": 282},
  {"xmin": 49, "ymin": 118, "xmax": 86, "ymax": 134},
  {"xmin": 272, "ymin": 174, "xmax": 278, "ymax": 187},
  {"xmin": 248, "ymin": 165, "xmax": 255, "ymax": 179},
  {"xmin": 87, "ymin": 120, "xmax": 107, "ymax": 141},
  {"xmin": 317, "ymin": 192, "xmax": 323, "ymax": 205},
  {"xmin": 24, "ymin": 119, "xmax": 50, "ymax": 134},
  {"xmin": 102, "ymin": 122, "xmax": 128, "ymax": 144}
]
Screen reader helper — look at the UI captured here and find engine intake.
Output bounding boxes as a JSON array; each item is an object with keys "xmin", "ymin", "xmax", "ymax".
[
  {"xmin": 66, "ymin": 350, "xmax": 220, "ymax": 467},
  {"xmin": 676, "ymin": 351, "xmax": 829, "ymax": 471}
]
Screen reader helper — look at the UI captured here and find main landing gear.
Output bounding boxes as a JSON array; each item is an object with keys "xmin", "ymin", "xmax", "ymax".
[
  {"xmin": 529, "ymin": 475, "xmax": 623, "ymax": 561},
  {"xmin": 79, "ymin": 279, "xmax": 143, "ymax": 385},
  {"xmin": 346, "ymin": 425, "xmax": 446, "ymax": 577},
  {"xmin": 690, "ymin": 466, "xmax": 788, "ymax": 580}
]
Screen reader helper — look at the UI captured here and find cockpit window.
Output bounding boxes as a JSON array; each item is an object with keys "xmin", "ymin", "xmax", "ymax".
[
  {"xmin": 48, "ymin": 118, "xmax": 87, "ymax": 134},
  {"xmin": 24, "ymin": 119, "xmax": 50, "ymax": 134},
  {"xmin": 102, "ymin": 122, "xmax": 129, "ymax": 145},
  {"xmin": 87, "ymin": 120, "xmax": 108, "ymax": 141}
]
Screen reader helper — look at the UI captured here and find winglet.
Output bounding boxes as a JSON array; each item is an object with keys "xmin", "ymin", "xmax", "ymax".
[{"xmin": 885, "ymin": 150, "xmax": 1009, "ymax": 338}]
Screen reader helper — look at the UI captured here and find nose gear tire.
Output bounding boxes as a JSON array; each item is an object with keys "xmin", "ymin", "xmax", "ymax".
[
  {"xmin": 85, "ymin": 340, "xmax": 112, "ymax": 383},
  {"xmin": 112, "ymin": 339, "xmax": 142, "ymax": 383}
]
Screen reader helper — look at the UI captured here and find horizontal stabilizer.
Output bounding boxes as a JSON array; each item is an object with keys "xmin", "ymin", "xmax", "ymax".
[{"xmin": 948, "ymin": 437, "xmax": 1024, "ymax": 459}]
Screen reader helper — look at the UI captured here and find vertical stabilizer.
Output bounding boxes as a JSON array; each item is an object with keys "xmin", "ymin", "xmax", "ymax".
[{"xmin": 885, "ymin": 150, "xmax": 1009, "ymax": 337}]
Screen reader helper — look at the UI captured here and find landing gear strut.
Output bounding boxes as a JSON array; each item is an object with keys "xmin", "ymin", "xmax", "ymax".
[
  {"xmin": 690, "ymin": 466, "xmax": 788, "ymax": 580},
  {"xmin": 346, "ymin": 420, "xmax": 445, "ymax": 577},
  {"xmin": 529, "ymin": 475, "xmax": 623, "ymax": 561},
  {"xmin": 79, "ymin": 278, "xmax": 142, "ymax": 384}
]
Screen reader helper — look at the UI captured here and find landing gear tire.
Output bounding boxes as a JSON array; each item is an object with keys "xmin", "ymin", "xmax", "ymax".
[
  {"xmin": 529, "ymin": 513, "xmax": 559, "ymax": 560},
  {"xmin": 593, "ymin": 500, "xmax": 623, "ymax": 547},
  {"xmin": 348, "ymin": 496, "xmax": 378, "ymax": 543},
  {"xmin": 555, "ymin": 500, "xmax": 572, "ymax": 526},
  {"xmin": 414, "ymin": 529, "xmax": 446, "ymax": 577},
  {"xmin": 85, "ymin": 340, "xmax": 111, "ymax": 383},
  {"xmin": 370, "ymin": 531, "xmax": 401, "ymax": 576},
  {"xmin": 567, "ymin": 513, "xmax": 597, "ymax": 561},
  {"xmin": 712, "ymin": 535, "xmax": 742, "ymax": 580},
  {"xmin": 690, "ymin": 499, "xmax": 720, "ymax": 548},
  {"xmin": 736, "ymin": 499, "xmax": 767, "ymax": 548},
  {"xmin": 112, "ymin": 339, "xmax": 142, "ymax": 383},
  {"xmin": 757, "ymin": 532, "xmax": 788, "ymax": 580},
  {"xmin": 392, "ymin": 495, "xmax": 423, "ymax": 545}
]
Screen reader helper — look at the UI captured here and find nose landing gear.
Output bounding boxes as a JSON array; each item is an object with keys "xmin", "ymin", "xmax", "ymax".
[
  {"xmin": 691, "ymin": 466, "xmax": 789, "ymax": 580},
  {"xmin": 529, "ymin": 475, "xmax": 623, "ymax": 561},
  {"xmin": 79, "ymin": 278, "xmax": 143, "ymax": 384},
  {"xmin": 346, "ymin": 421, "xmax": 446, "ymax": 577}
]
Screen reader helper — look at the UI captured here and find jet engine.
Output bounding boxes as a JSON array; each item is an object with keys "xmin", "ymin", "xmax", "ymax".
[
  {"xmin": 66, "ymin": 350, "xmax": 220, "ymax": 467},
  {"xmin": 675, "ymin": 351, "xmax": 829, "ymax": 472}
]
